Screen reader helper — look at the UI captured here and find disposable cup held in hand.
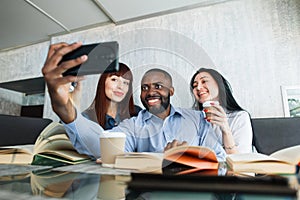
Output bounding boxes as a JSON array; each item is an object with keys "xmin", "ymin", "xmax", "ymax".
[
  {"xmin": 203, "ymin": 101, "xmax": 219, "ymax": 118},
  {"xmin": 100, "ymin": 131, "xmax": 126, "ymax": 168}
]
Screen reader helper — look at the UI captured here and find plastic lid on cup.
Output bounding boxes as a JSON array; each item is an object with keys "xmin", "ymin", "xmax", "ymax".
[
  {"xmin": 203, "ymin": 101, "xmax": 219, "ymax": 107},
  {"xmin": 100, "ymin": 131, "xmax": 126, "ymax": 138}
]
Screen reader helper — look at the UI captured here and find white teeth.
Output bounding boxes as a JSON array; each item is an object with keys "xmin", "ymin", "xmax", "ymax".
[{"xmin": 148, "ymin": 99, "xmax": 159, "ymax": 103}]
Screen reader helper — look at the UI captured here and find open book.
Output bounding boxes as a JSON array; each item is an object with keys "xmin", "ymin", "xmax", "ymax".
[
  {"xmin": 0, "ymin": 122, "xmax": 90, "ymax": 166},
  {"xmin": 114, "ymin": 152, "xmax": 163, "ymax": 173},
  {"xmin": 114, "ymin": 146, "xmax": 219, "ymax": 174},
  {"xmin": 226, "ymin": 145, "xmax": 300, "ymax": 174}
]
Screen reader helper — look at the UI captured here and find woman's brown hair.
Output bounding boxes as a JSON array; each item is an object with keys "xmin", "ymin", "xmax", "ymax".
[{"xmin": 94, "ymin": 63, "xmax": 136, "ymax": 127}]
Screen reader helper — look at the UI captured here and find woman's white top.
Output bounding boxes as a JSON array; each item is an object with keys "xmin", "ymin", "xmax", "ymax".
[{"xmin": 212, "ymin": 110, "xmax": 253, "ymax": 153}]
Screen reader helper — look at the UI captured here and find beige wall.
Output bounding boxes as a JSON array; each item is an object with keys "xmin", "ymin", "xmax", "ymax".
[{"xmin": 0, "ymin": 0, "xmax": 299, "ymax": 121}]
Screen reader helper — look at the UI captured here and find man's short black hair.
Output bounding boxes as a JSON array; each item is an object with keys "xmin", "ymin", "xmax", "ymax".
[{"xmin": 144, "ymin": 68, "xmax": 172, "ymax": 84}]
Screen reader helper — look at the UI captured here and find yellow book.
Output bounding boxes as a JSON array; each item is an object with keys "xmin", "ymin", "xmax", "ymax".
[
  {"xmin": 226, "ymin": 145, "xmax": 300, "ymax": 174},
  {"xmin": 0, "ymin": 122, "xmax": 90, "ymax": 166},
  {"xmin": 115, "ymin": 152, "xmax": 164, "ymax": 173}
]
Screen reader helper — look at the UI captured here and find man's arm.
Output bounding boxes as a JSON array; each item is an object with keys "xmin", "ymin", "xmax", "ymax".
[
  {"xmin": 63, "ymin": 113, "xmax": 104, "ymax": 159},
  {"xmin": 42, "ymin": 42, "xmax": 87, "ymax": 123}
]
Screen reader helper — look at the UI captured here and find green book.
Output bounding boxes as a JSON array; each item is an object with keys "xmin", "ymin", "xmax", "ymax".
[
  {"xmin": 0, "ymin": 122, "xmax": 91, "ymax": 166},
  {"xmin": 32, "ymin": 152, "xmax": 90, "ymax": 168}
]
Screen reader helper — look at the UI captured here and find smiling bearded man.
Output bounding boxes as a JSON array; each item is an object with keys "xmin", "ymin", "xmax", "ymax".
[{"xmin": 140, "ymin": 69, "xmax": 173, "ymax": 118}]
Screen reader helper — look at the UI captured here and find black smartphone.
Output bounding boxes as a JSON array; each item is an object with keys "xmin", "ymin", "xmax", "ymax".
[{"xmin": 61, "ymin": 41, "xmax": 119, "ymax": 76}]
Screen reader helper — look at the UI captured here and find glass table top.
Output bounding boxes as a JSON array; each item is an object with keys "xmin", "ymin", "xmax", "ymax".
[{"xmin": 0, "ymin": 163, "xmax": 298, "ymax": 200}]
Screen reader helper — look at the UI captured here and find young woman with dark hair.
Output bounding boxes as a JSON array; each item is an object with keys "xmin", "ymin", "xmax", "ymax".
[{"xmin": 190, "ymin": 68, "xmax": 253, "ymax": 154}]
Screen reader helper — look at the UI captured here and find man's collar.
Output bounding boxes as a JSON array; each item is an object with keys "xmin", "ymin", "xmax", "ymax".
[{"xmin": 141, "ymin": 104, "xmax": 183, "ymax": 121}]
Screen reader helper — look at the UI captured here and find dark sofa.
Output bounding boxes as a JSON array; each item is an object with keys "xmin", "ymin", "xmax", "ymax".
[
  {"xmin": 0, "ymin": 114, "xmax": 52, "ymax": 146},
  {"xmin": 251, "ymin": 117, "xmax": 300, "ymax": 155}
]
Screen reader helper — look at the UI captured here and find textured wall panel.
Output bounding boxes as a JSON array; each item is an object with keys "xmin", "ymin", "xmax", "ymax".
[{"xmin": 0, "ymin": 0, "xmax": 299, "ymax": 120}]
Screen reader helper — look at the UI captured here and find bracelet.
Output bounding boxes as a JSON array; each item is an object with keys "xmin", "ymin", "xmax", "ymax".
[{"xmin": 223, "ymin": 144, "xmax": 237, "ymax": 150}]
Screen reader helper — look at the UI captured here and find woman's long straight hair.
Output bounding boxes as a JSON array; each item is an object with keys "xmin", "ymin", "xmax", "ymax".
[
  {"xmin": 190, "ymin": 68, "xmax": 243, "ymax": 112},
  {"xmin": 94, "ymin": 63, "xmax": 136, "ymax": 127}
]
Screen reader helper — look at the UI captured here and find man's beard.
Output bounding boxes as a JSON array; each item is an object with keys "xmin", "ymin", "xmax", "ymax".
[{"xmin": 142, "ymin": 94, "xmax": 170, "ymax": 115}]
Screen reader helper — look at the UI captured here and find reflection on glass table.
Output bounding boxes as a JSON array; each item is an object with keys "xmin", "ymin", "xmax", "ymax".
[{"xmin": 0, "ymin": 164, "xmax": 298, "ymax": 200}]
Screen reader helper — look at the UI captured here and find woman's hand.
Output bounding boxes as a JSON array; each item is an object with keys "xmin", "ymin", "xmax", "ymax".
[
  {"xmin": 204, "ymin": 103, "xmax": 230, "ymax": 134},
  {"xmin": 204, "ymin": 103, "xmax": 237, "ymax": 153}
]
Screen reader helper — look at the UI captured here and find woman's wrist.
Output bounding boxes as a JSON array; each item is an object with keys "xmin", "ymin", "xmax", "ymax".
[
  {"xmin": 222, "ymin": 127, "xmax": 232, "ymax": 136},
  {"xmin": 222, "ymin": 129, "xmax": 237, "ymax": 151}
]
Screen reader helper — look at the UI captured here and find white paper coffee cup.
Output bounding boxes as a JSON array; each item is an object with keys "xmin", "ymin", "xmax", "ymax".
[
  {"xmin": 100, "ymin": 131, "xmax": 126, "ymax": 168},
  {"xmin": 203, "ymin": 101, "xmax": 219, "ymax": 118}
]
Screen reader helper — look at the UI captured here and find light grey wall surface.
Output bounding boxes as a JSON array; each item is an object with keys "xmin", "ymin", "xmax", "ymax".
[
  {"xmin": 1, "ymin": 0, "xmax": 299, "ymax": 121},
  {"xmin": 0, "ymin": 41, "xmax": 50, "ymax": 116}
]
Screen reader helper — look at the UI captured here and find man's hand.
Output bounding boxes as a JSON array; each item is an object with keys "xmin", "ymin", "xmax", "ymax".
[
  {"xmin": 70, "ymin": 81, "xmax": 83, "ymax": 107},
  {"xmin": 42, "ymin": 42, "xmax": 87, "ymax": 123},
  {"xmin": 164, "ymin": 139, "xmax": 188, "ymax": 152}
]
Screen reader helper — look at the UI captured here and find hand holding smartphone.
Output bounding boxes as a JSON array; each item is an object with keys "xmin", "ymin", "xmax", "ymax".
[{"xmin": 61, "ymin": 41, "xmax": 119, "ymax": 76}]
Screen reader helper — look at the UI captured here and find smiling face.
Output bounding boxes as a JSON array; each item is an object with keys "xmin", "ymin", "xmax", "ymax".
[
  {"xmin": 105, "ymin": 75, "xmax": 130, "ymax": 103},
  {"xmin": 140, "ymin": 70, "xmax": 174, "ymax": 118},
  {"xmin": 192, "ymin": 72, "xmax": 219, "ymax": 104}
]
